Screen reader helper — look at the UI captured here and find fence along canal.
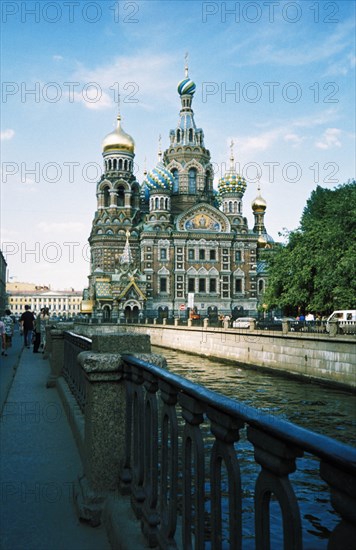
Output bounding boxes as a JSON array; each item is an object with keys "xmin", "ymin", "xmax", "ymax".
[
  {"xmin": 58, "ymin": 330, "xmax": 356, "ymax": 549},
  {"xmin": 152, "ymin": 345, "xmax": 356, "ymax": 548}
]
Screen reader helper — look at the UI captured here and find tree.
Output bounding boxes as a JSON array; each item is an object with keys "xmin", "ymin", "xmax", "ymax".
[{"xmin": 264, "ymin": 181, "xmax": 356, "ymax": 314}]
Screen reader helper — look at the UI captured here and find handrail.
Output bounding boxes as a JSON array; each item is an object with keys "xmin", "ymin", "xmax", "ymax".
[{"xmin": 122, "ymin": 354, "xmax": 356, "ymax": 473}]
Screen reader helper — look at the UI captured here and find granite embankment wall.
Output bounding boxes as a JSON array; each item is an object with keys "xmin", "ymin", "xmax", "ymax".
[{"xmin": 74, "ymin": 323, "xmax": 356, "ymax": 391}]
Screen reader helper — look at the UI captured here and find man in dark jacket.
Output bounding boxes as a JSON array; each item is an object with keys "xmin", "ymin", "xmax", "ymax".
[{"xmin": 20, "ymin": 305, "xmax": 35, "ymax": 348}]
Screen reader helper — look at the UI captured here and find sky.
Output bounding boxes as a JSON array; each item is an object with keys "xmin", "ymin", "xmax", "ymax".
[{"xmin": 1, "ymin": 0, "xmax": 355, "ymax": 290}]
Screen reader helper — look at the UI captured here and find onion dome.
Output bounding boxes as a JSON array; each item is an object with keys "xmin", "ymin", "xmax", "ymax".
[
  {"xmin": 144, "ymin": 157, "xmax": 174, "ymax": 193},
  {"xmin": 177, "ymin": 77, "xmax": 196, "ymax": 96},
  {"xmin": 102, "ymin": 115, "xmax": 135, "ymax": 153},
  {"xmin": 252, "ymin": 186, "xmax": 267, "ymax": 211},
  {"xmin": 218, "ymin": 141, "xmax": 247, "ymax": 196}
]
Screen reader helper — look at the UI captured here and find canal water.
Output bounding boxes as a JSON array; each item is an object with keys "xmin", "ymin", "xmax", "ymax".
[{"xmin": 152, "ymin": 345, "xmax": 356, "ymax": 549}]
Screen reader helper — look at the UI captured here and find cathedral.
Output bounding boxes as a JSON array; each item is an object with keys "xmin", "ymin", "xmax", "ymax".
[{"xmin": 81, "ymin": 65, "xmax": 273, "ymax": 322}]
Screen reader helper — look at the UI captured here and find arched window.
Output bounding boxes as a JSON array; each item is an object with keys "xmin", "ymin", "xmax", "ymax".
[
  {"xmin": 108, "ymin": 159, "xmax": 112, "ymax": 171},
  {"xmin": 177, "ymin": 129, "xmax": 181, "ymax": 143},
  {"xmin": 189, "ymin": 128, "xmax": 193, "ymax": 142},
  {"xmin": 188, "ymin": 168, "xmax": 197, "ymax": 194},
  {"xmin": 229, "ymin": 202, "xmax": 233, "ymax": 213},
  {"xmin": 124, "ymin": 160, "xmax": 128, "ymax": 171},
  {"xmin": 113, "ymin": 159, "xmax": 117, "ymax": 170},
  {"xmin": 103, "ymin": 187, "xmax": 110, "ymax": 207},
  {"xmin": 119, "ymin": 159, "xmax": 123, "ymax": 170},
  {"xmin": 155, "ymin": 197, "xmax": 159, "ymax": 209},
  {"xmin": 171, "ymin": 169, "xmax": 179, "ymax": 193},
  {"xmin": 117, "ymin": 186, "xmax": 125, "ymax": 207},
  {"xmin": 258, "ymin": 279, "xmax": 265, "ymax": 293}
]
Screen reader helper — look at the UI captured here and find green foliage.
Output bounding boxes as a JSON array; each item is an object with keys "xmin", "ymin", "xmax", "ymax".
[{"xmin": 264, "ymin": 181, "xmax": 356, "ymax": 314}]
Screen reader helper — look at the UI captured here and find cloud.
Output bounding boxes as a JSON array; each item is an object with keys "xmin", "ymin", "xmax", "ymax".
[
  {"xmin": 1, "ymin": 129, "xmax": 15, "ymax": 141},
  {"xmin": 284, "ymin": 133, "xmax": 305, "ymax": 147},
  {"xmin": 315, "ymin": 128, "xmax": 342, "ymax": 149},
  {"xmin": 53, "ymin": 55, "xmax": 63, "ymax": 61}
]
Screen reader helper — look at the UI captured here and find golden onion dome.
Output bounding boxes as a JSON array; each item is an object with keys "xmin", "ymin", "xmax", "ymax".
[
  {"xmin": 252, "ymin": 189, "xmax": 267, "ymax": 211},
  {"xmin": 102, "ymin": 115, "xmax": 135, "ymax": 154},
  {"xmin": 257, "ymin": 234, "xmax": 268, "ymax": 248}
]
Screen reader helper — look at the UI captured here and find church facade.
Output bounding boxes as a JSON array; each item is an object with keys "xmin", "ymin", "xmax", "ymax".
[{"xmin": 82, "ymin": 67, "xmax": 273, "ymax": 322}]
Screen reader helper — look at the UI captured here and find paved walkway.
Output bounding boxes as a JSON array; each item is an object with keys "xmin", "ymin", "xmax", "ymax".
[{"xmin": 0, "ymin": 334, "xmax": 111, "ymax": 550}]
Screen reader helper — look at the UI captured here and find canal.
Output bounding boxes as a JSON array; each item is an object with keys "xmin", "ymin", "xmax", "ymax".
[{"xmin": 152, "ymin": 345, "xmax": 356, "ymax": 549}]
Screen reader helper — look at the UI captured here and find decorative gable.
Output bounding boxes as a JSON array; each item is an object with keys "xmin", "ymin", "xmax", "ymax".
[{"xmin": 176, "ymin": 203, "xmax": 230, "ymax": 232}]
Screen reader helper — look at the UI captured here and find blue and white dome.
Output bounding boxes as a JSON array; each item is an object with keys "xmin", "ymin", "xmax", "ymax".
[
  {"xmin": 177, "ymin": 77, "xmax": 196, "ymax": 96},
  {"xmin": 144, "ymin": 161, "xmax": 174, "ymax": 192}
]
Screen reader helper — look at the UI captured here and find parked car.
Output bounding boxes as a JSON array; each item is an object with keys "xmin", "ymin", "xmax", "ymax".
[
  {"xmin": 232, "ymin": 317, "xmax": 255, "ymax": 328},
  {"xmin": 326, "ymin": 310, "xmax": 356, "ymax": 334}
]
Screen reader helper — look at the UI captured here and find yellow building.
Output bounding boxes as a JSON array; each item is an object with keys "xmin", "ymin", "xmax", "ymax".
[{"xmin": 6, "ymin": 282, "xmax": 82, "ymax": 318}]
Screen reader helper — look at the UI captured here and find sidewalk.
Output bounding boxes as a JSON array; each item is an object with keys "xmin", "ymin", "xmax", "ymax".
[{"xmin": 0, "ymin": 336, "xmax": 111, "ymax": 550}]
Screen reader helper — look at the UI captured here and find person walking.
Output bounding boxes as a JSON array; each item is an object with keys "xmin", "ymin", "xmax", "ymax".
[
  {"xmin": 1, "ymin": 310, "xmax": 14, "ymax": 356},
  {"xmin": 20, "ymin": 305, "xmax": 35, "ymax": 349},
  {"xmin": 40, "ymin": 307, "xmax": 50, "ymax": 353},
  {"xmin": 0, "ymin": 320, "xmax": 6, "ymax": 357},
  {"xmin": 33, "ymin": 311, "xmax": 41, "ymax": 353}
]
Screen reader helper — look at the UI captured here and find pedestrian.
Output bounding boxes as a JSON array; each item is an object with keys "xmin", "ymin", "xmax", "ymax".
[
  {"xmin": 0, "ymin": 320, "xmax": 6, "ymax": 356},
  {"xmin": 20, "ymin": 305, "xmax": 35, "ymax": 348},
  {"xmin": 33, "ymin": 311, "xmax": 41, "ymax": 353},
  {"xmin": 1, "ymin": 309, "xmax": 14, "ymax": 355},
  {"xmin": 40, "ymin": 307, "xmax": 50, "ymax": 352}
]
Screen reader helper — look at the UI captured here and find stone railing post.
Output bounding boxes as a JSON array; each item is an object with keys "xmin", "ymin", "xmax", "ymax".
[
  {"xmin": 203, "ymin": 318, "xmax": 209, "ymax": 329},
  {"xmin": 282, "ymin": 320, "xmax": 290, "ymax": 334},
  {"xmin": 46, "ymin": 329, "xmax": 64, "ymax": 388},
  {"xmin": 174, "ymin": 317, "xmax": 179, "ymax": 327},
  {"xmin": 329, "ymin": 319, "xmax": 338, "ymax": 337},
  {"xmin": 153, "ymin": 318, "xmax": 158, "ymax": 325},
  {"xmin": 74, "ymin": 333, "xmax": 151, "ymax": 526},
  {"xmin": 145, "ymin": 317, "xmax": 149, "ymax": 324},
  {"xmin": 163, "ymin": 318, "xmax": 167, "ymax": 326},
  {"xmin": 188, "ymin": 319, "xmax": 192, "ymax": 327},
  {"xmin": 223, "ymin": 320, "xmax": 229, "ymax": 330},
  {"xmin": 249, "ymin": 319, "xmax": 256, "ymax": 331}
]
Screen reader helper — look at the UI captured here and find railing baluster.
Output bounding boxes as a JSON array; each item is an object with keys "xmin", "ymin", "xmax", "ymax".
[
  {"xmin": 158, "ymin": 381, "xmax": 179, "ymax": 549},
  {"xmin": 141, "ymin": 371, "xmax": 160, "ymax": 546},
  {"xmin": 131, "ymin": 365, "xmax": 146, "ymax": 518},
  {"xmin": 247, "ymin": 426, "xmax": 304, "ymax": 550},
  {"xmin": 179, "ymin": 393, "xmax": 205, "ymax": 550},
  {"xmin": 320, "ymin": 461, "xmax": 356, "ymax": 549},
  {"xmin": 207, "ymin": 407, "xmax": 244, "ymax": 550}
]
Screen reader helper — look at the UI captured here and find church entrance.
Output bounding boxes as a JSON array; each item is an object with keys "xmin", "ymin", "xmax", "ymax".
[
  {"xmin": 102, "ymin": 305, "xmax": 111, "ymax": 321},
  {"xmin": 124, "ymin": 301, "xmax": 140, "ymax": 322}
]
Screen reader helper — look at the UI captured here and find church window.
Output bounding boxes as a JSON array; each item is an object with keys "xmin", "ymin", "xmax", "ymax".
[
  {"xmin": 177, "ymin": 129, "xmax": 181, "ymax": 143},
  {"xmin": 124, "ymin": 160, "xmax": 128, "ymax": 171},
  {"xmin": 188, "ymin": 168, "xmax": 197, "ymax": 194},
  {"xmin": 188, "ymin": 278, "xmax": 195, "ymax": 292},
  {"xmin": 155, "ymin": 197, "xmax": 159, "ymax": 209},
  {"xmin": 119, "ymin": 159, "xmax": 123, "ymax": 170},
  {"xmin": 209, "ymin": 249, "xmax": 216, "ymax": 261},
  {"xmin": 209, "ymin": 278, "xmax": 217, "ymax": 293},
  {"xmin": 188, "ymin": 249, "xmax": 195, "ymax": 260},
  {"xmin": 199, "ymin": 249, "xmax": 205, "ymax": 260},
  {"xmin": 235, "ymin": 279, "xmax": 242, "ymax": 293},
  {"xmin": 258, "ymin": 279, "xmax": 265, "ymax": 293},
  {"xmin": 113, "ymin": 159, "xmax": 117, "ymax": 170},
  {"xmin": 189, "ymin": 128, "xmax": 193, "ymax": 142},
  {"xmin": 198, "ymin": 279, "xmax": 206, "ymax": 293},
  {"xmin": 103, "ymin": 187, "xmax": 110, "ymax": 207},
  {"xmin": 160, "ymin": 277, "xmax": 167, "ymax": 293},
  {"xmin": 172, "ymin": 169, "xmax": 179, "ymax": 193},
  {"xmin": 229, "ymin": 202, "xmax": 233, "ymax": 213},
  {"xmin": 117, "ymin": 186, "xmax": 125, "ymax": 207},
  {"xmin": 160, "ymin": 248, "xmax": 167, "ymax": 260},
  {"xmin": 236, "ymin": 250, "xmax": 242, "ymax": 262}
]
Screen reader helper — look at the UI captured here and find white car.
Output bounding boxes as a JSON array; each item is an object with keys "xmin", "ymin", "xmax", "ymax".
[{"xmin": 232, "ymin": 317, "xmax": 255, "ymax": 328}]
